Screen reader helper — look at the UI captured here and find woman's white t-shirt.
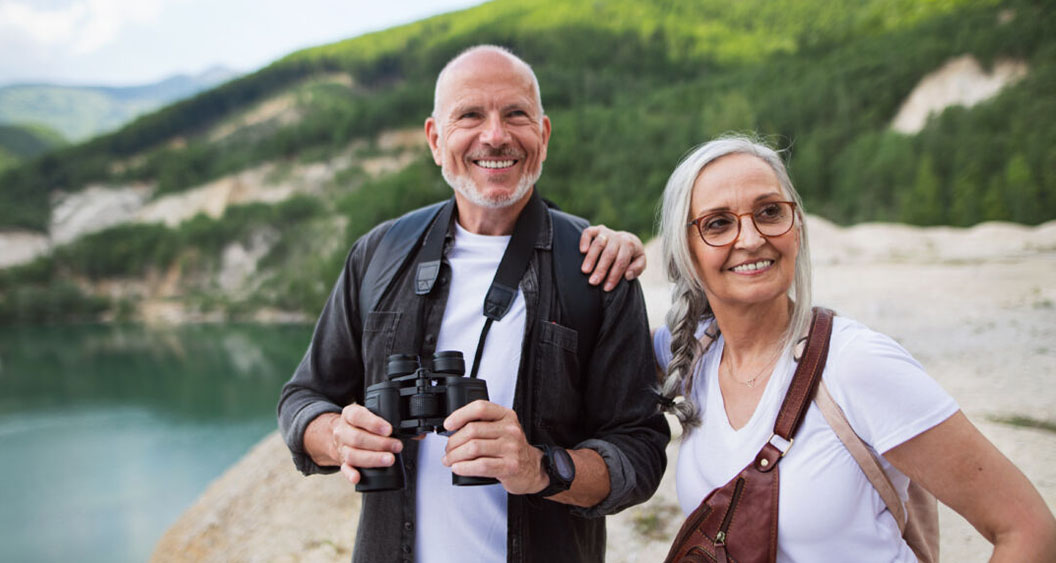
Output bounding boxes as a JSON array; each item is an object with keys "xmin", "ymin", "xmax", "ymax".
[{"xmin": 653, "ymin": 316, "xmax": 959, "ymax": 562}]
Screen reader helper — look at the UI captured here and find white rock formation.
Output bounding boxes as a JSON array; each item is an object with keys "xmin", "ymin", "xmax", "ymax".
[
  {"xmin": 0, "ymin": 230, "xmax": 51, "ymax": 268},
  {"xmin": 891, "ymin": 54, "xmax": 1028, "ymax": 134},
  {"xmin": 50, "ymin": 183, "xmax": 152, "ymax": 244},
  {"xmin": 218, "ymin": 229, "xmax": 280, "ymax": 293},
  {"xmin": 0, "ymin": 127, "xmax": 428, "ymax": 272}
]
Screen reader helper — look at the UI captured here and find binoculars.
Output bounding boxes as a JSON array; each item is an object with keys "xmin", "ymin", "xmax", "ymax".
[{"xmin": 355, "ymin": 351, "xmax": 498, "ymax": 492}]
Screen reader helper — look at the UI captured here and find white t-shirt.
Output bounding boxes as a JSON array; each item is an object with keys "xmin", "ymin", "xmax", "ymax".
[
  {"xmin": 654, "ymin": 315, "xmax": 959, "ymax": 563},
  {"xmin": 415, "ymin": 222, "xmax": 526, "ymax": 563}
]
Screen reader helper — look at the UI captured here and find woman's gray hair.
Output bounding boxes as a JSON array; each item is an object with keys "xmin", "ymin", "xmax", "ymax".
[{"xmin": 655, "ymin": 135, "xmax": 813, "ymax": 431}]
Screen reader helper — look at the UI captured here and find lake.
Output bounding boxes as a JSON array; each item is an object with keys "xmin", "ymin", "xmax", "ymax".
[{"xmin": 0, "ymin": 323, "xmax": 313, "ymax": 563}]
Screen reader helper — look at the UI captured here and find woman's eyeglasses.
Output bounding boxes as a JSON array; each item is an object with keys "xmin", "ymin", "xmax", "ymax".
[{"xmin": 688, "ymin": 201, "xmax": 797, "ymax": 247}]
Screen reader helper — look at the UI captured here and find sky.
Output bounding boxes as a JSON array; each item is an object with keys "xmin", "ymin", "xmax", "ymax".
[{"xmin": 0, "ymin": 0, "xmax": 486, "ymax": 87}]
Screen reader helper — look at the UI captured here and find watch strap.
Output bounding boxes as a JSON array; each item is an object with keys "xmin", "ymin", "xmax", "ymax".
[{"xmin": 535, "ymin": 444, "xmax": 574, "ymax": 497}]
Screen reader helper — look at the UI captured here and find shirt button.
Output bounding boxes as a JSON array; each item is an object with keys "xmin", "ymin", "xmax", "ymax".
[
  {"xmin": 424, "ymin": 334, "xmax": 436, "ymax": 345},
  {"xmin": 404, "ymin": 521, "xmax": 413, "ymax": 531},
  {"xmin": 401, "ymin": 544, "xmax": 412, "ymax": 554}
]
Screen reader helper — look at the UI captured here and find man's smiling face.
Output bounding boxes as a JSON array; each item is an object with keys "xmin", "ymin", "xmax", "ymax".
[{"xmin": 426, "ymin": 49, "xmax": 551, "ymax": 210}]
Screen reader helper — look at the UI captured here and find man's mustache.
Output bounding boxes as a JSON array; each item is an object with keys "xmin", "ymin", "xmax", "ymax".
[{"xmin": 466, "ymin": 147, "xmax": 526, "ymax": 160}]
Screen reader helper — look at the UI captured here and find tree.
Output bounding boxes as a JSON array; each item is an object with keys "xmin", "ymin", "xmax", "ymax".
[
  {"xmin": 1003, "ymin": 153, "xmax": 1042, "ymax": 224},
  {"xmin": 898, "ymin": 155, "xmax": 944, "ymax": 225},
  {"xmin": 982, "ymin": 175, "xmax": 1011, "ymax": 222},
  {"xmin": 949, "ymin": 175, "xmax": 982, "ymax": 227}
]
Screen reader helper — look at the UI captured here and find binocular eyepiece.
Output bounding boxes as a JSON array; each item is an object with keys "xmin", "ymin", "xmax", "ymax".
[{"xmin": 355, "ymin": 351, "xmax": 497, "ymax": 492}]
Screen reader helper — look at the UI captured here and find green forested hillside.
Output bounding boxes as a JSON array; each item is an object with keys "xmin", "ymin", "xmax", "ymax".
[
  {"xmin": 1, "ymin": 0, "xmax": 1053, "ymax": 323},
  {"xmin": 0, "ymin": 124, "xmax": 65, "ymax": 173}
]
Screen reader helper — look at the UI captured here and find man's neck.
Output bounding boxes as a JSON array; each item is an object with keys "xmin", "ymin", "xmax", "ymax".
[{"xmin": 454, "ymin": 189, "xmax": 533, "ymax": 235}]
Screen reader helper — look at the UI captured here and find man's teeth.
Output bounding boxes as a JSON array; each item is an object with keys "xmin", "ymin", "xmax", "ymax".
[
  {"xmin": 731, "ymin": 260, "xmax": 773, "ymax": 272},
  {"xmin": 476, "ymin": 160, "xmax": 515, "ymax": 169}
]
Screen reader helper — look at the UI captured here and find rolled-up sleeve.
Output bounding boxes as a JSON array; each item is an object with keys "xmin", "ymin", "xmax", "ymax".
[
  {"xmin": 572, "ymin": 280, "xmax": 670, "ymax": 517},
  {"xmin": 277, "ymin": 230, "xmax": 379, "ymax": 475}
]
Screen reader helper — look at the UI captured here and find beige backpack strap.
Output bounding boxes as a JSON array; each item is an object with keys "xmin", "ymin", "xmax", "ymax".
[{"xmin": 815, "ymin": 381, "xmax": 908, "ymax": 532}]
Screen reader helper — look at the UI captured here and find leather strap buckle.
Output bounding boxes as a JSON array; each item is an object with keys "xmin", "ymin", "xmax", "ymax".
[{"xmin": 767, "ymin": 433, "xmax": 794, "ymax": 457}]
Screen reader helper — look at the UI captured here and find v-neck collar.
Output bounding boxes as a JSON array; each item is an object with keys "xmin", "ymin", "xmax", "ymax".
[{"xmin": 707, "ymin": 336, "xmax": 793, "ymax": 434}]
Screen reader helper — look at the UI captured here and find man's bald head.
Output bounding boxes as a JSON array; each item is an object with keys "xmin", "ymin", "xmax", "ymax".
[{"xmin": 432, "ymin": 45, "xmax": 544, "ymax": 124}]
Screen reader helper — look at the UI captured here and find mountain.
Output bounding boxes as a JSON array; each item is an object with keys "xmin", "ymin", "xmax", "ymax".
[
  {"xmin": 0, "ymin": 66, "xmax": 239, "ymax": 142},
  {"xmin": 0, "ymin": 123, "xmax": 65, "ymax": 173},
  {"xmin": 0, "ymin": 0, "xmax": 1053, "ymax": 324}
]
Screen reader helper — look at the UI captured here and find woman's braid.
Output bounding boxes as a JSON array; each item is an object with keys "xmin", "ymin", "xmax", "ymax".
[{"xmin": 657, "ymin": 280, "xmax": 715, "ymax": 432}]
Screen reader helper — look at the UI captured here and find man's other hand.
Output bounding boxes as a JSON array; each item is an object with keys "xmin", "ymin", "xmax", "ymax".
[
  {"xmin": 441, "ymin": 400, "xmax": 548, "ymax": 495},
  {"xmin": 579, "ymin": 225, "xmax": 646, "ymax": 291},
  {"xmin": 307, "ymin": 404, "xmax": 405, "ymax": 486}
]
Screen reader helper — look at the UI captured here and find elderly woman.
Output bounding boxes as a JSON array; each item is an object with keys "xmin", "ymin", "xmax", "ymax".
[{"xmin": 652, "ymin": 136, "xmax": 1056, "ymax": 561}]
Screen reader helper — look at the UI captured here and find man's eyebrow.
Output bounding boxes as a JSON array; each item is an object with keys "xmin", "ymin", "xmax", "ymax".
[
  {"xmin": 502, "ymin": 102, "xmax": 534, "ymax": 113},
  {"xmin": 451, "ymin": 103, "xmax": 483, "ymax": 115}
]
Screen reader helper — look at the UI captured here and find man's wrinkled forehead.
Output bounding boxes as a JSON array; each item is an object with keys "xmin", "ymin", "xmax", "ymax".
[{"xmin": 432, "ymin": 46, "xmax": 543, "ymax": 117}]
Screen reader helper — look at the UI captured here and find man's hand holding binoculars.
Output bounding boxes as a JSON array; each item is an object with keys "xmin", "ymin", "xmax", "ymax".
[
  {"xmin": 315, "ymin": 399, "xmax": 544, "ymax": 495},
  {"xmin": 441, "ymin": 400, "xmax": 547, "ymax": 495}
]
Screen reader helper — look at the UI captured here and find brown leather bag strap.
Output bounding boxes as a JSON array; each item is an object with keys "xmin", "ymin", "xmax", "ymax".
[
  {"xmin": 774, "ymin": 307, "xmax": 834, "ymax": 439},
  {"xmin": 753, "ymin": 307, "xmax": 835, "ymax": 472}
]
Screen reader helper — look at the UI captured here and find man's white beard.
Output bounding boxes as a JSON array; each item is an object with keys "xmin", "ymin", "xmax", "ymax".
[{"xmin": 442, "ymin": 164, "xmax": 541, "ymax": 209}]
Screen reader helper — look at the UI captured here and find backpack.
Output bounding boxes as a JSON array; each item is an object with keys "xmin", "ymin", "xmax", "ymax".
[
  {"xmin": 815, "ymin": 381, "xmax": 941, "ymax": 563},
  {"xmin": 356, "ymin": 199, "xmax": 602, "ymax": 369}
]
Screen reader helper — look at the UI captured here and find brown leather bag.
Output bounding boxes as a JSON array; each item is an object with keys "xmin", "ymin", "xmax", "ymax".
[{"xmin": 664, "ymin": 308, "xmax": 834, "ymax": 563}]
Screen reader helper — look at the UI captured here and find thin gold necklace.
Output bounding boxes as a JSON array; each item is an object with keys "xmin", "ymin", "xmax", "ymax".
[{"xmin": 722, "ymin": 347, "xmax": 781, "ymax": 389}]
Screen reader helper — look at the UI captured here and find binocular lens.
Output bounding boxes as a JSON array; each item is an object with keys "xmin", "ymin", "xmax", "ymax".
[
  {"xmin": 432, "ymin": 351, "xmax": 465, "ymax": 374},
  {"xmin": 386, "ymin": 354, "xmax": 419, "ymax": 378}
]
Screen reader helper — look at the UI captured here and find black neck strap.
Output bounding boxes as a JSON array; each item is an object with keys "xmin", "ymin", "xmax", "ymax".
[
  {"xmin": 414, "ymin": 190, "xmax": 546, "ymax": 379},
  {"xmin": 414, "ymin": 199, "xmax": 456, "ymax": 296}
]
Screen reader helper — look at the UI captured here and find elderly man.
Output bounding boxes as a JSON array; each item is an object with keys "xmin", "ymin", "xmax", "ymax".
[{"xmin": 278, "ymin": 45, "xmax": 668, "ymax": 563}]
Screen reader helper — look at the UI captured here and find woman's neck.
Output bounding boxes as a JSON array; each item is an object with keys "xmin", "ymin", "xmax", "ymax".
[{"xmin": 711, "ymin": 297, "xmax": 792, "ymax": 363}]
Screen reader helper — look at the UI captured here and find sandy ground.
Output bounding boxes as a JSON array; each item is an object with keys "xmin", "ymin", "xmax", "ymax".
[{"xmin": 154, "ymin": 216, "xmax": 1056, "ymax": 562}]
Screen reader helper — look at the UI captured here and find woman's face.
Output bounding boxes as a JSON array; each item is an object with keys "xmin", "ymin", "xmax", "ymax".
[{"xmin": 688, "ymin": 153, "xmax": 799, "ymax": 311}]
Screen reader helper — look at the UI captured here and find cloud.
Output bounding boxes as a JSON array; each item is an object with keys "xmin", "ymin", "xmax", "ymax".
[{"xmin": 0, "ymin": 0, "xmax": 172, "ymax": 54}]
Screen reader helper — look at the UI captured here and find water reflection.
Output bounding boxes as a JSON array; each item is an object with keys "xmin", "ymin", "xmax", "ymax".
[{"xmin": 0, "ymin": 323, "xmax": 312, "ymax": 563}]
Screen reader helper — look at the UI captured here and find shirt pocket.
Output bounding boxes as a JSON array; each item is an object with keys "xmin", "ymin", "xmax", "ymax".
[
  {"xmin": 536, "ymin": 320, "xmax": 582, "ymax": 436},
  {"xmin": 362, "ymin": 311, "xmax": 401, "ymax": 386}
]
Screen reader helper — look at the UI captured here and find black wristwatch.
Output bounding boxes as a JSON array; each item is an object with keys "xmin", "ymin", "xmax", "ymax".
[{"xmin": 535, "ymin": 444, "xmax": 575, "ymax": 497}]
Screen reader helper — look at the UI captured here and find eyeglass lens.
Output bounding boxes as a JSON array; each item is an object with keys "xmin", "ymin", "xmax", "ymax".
[{"xmin": 696, "ymin": 202, "xmax": 795, "ymax": 246}]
